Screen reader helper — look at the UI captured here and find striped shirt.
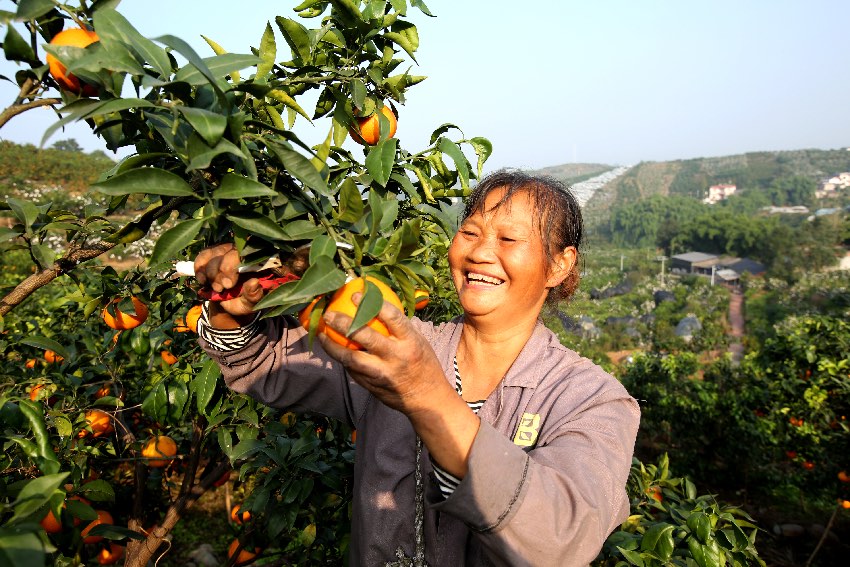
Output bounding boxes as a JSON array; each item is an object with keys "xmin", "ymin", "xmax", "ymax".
[{"xmin": 197, "ymin": 303, "xmax": 477, "ymax": 498}]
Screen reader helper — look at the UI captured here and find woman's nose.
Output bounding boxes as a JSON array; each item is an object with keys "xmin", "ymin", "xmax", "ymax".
[{"xmin": 466, "ymin": 235, "xmax": 497, "ymax": 262}]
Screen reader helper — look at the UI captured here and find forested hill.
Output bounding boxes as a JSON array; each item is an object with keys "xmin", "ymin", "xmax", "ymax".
[
  {"xmin": 0, "ymin": 139, "xmax": 115, "ymax": 196},
  {"xmin": 531, "ymin": 162, "xmax": 614, "ymax": 185},
  {"xmin": 583, "ymin": 147, "xmax": 850, "ymax": 215}
]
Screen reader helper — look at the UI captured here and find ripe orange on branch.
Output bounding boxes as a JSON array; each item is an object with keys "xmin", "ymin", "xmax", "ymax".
[
  {"xmin": 228, "ymin": 539, "xmax": 261, "ymax": 566},
  {"xmin": 46, "ymin": 28, "xmax": 100, "ymax": 96},
  {"xmin": 96, "ymin": 543, "xmax": 125, "ymax": 565},
  {"xmin": 102, "ymin": 297, "xmax": 149, "ymax": 330},
  {"xmin": 81, "ymin": 509, "xmax": 113, "ymax": 544},
  {"xmin": 230, "ymin": 503, "xmax": 251, "ymax": 525},
  {"xmin": 175, "ymin": 304, "xmax": 203, "ymax": 333},
  {"xmin": 299, "ymin": 277, "xmax": 403, "ymax": 350},
  {"xmin": 141, "ymin": 435, "xmax": 177, "ymax": 467},
  {"xmin": 78, "ymin": 410, "xmax": 114, "ymax": 438},
  {"xmin": 44, "ymin": 350, "xmax": 64, "ymax": 364},
  {"xmin": 350, "ymin": 105, "xmax": 397, "ymax": 145},
  {"xmin": 414, "ymin": 289, "xmax": 430, "ymax": 311}
]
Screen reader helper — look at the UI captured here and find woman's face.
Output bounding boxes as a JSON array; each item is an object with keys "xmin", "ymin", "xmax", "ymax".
[{"xmin": 448, "ymin": 188, "xmax": 572, "ymax": 326}]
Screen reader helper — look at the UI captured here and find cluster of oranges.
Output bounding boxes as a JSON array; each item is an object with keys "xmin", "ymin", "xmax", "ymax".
[{"xmin": 39, "ymin": 489, "xmax": 123, "ymax": 564}]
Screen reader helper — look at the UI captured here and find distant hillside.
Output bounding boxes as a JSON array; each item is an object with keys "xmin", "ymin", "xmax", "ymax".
[
  {"xmin": 583, "ymin": 148, "xmax": 850, "ymax": 216},
  {"xmin": 532, "ymin": 163, "xmax": 615, "ymax": 185},
  {"xmin": 0, "ymin": 140, "xmax": 115, "ymax": 196}
]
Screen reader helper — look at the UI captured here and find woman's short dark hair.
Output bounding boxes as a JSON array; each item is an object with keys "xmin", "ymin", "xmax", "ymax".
[{"xmin": 461, "ymin": 169, "xmax": 583, "ymax": 303}]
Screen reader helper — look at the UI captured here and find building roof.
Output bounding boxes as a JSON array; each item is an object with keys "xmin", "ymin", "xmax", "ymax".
[
  {"xmin": 715, "ymin": 268, "xmax": 739, "ymax": 281},
  {"xmin": 672, "ymin": 252, "xmax": 718, "ymax": 263},
  {"xmin": 729, "ymin": 258, "xmax": 766, "ymax": 275}
]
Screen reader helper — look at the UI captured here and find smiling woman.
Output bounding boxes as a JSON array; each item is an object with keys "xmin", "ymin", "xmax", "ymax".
[{"xmin": 195, "ymin": 170, "xmax": 640, "ymax": 566}]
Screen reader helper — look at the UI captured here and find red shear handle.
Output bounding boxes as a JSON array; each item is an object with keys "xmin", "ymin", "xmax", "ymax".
[{"xmin": 198, "ymin": 272, "xmax": 300, "ymax": 301}]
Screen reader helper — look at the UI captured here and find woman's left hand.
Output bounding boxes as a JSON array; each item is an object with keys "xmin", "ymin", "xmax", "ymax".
[{"xmin": 318, "ymin": 295, "xmax": 450, "ymax": 417}]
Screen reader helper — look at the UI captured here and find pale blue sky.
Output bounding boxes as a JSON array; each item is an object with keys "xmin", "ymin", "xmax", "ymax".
[{"xmin": 1, "ymin": 0, "xmax": 848, "ymax": 172}]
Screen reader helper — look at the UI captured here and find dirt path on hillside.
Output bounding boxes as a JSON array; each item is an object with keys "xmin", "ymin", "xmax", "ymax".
[{"xmin": 728, "ymin": 288, "xmax": 745, "ymax": 365}]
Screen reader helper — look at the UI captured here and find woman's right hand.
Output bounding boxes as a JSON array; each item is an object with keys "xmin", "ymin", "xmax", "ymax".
[{"xmin": 194, "ymin": 243, "xmax": 264, "ymax": 324}]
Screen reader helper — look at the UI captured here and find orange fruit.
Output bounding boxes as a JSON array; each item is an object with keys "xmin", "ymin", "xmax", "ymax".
[
  {"xmin": 102, "ymin": 297, "xmax": 149, "ymax": 330},
  {"xmin": 350, "ymin": 105, "xmax": 397, "ymax": 145},
  {"xmin": 40, "ymin": 509, "xmax": 62, "ymax": 534},
  {"xmin": 29, "ymin": 384, "xmax": 47, "ymax": 402},
  {"xmin": 44, "ymin": 350, "xmax": 64, "ymax": 364},
  {"xmin": 161, "ymin": 351, "xmax": 178, "ymax": 365},
  {"xmin": 81, "ymin": 509, "xmax": 113, "ymax": 544},
  {"xmin": 78, "ymin": 410, "xmax": 114, "ymax": 438},
  {"xmin": 351, "ymin": 429, "xmax": 357, "ymax": 444},
  {"xmin": 803, "ymin": 461, "xmax": 815, "ymax": 470},
  {"xmin": 25, "ymin": 358, "xmax": 37, "ymax": 369},
  {"xmin": 46, "ymin": 28, "xmax": 100, "ymax": 95},
  {"xmin": 646, "ymin": 486, "xmax": 663, "ymax": 503},
  {"xmin": 300, "ymin": 277, "xmax": 403, "ymax": 350},
  {"xmin": 230, "ymin": 504, "xmax": 251, "ymax": 525},
  {"xmin": 414, "ymin": 289, "xmax": 430, "ymax": 311},
  {"xmin": 228, "ymin": 539, "xmax": 261, "ymax": 566},
  {"xmin": 96, "ymin": 543, "xmax": 125, "ymax": 565},
  {"xmin": 141, "ymin": 435, "xmax": 177, "ymax": 467},
  {"xmin": 94, "ymin": 384, "xmax": 112, "ymax": 399},
  {"xmin": 841, "ymin": 500, "xmax": 850, "ymax": 509},
  {"xmin": 175, "ymin": 304, "xmax": 203, "ymax": 333},
  {"xmin": 838, "ymin": 470, "xmax": 850, "ymax": 483}
]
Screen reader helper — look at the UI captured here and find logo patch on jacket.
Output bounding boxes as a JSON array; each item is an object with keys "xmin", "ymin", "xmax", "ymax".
[{"xmin": 513, "ymin": 413, "xmax": 540, "ymax": 447}]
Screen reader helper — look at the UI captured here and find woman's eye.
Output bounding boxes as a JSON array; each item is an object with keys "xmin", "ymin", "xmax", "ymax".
[{"xmin": 500, "ymin": 236, "xmax": 517, "ymax": 243}]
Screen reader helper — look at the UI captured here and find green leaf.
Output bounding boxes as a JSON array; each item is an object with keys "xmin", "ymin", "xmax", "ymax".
[
  {"xmin": 256, "ymin": 22, "xmax": 277, "ymax": 79},
  {"xmin": 85, "ymin": 523, "xmax": 145, "ymax": 541},
  {"xmin": 267, "ymin": 89, "xmax": 311, "ymax": 122},
  {"xmin": 383, "ymin": 21, "xmax": 419, "ymax": 61},
  {"xmin": 337, "ymin": 178, "xmax": 364, "ymax": 223},
  {"xmin": 616, "ymin": 547, "xmax": 645, "ymax": 567},
  {"xmin": 6, "ymin": 198, "xmax": 38, "ymax": 232},
  {"xmin": 194, "ymin": 359, "xmax": 221, "ymax": 416},
  {"xmin": 641, "ymin": 523, "xmax": 675, "ymax": 560},
  {"xmin": 275, "ymin": 16, "xmax": 312, "ymax": 64},
  {"xmin": 177, "ymin": 106, "xmax": 227, "ymax": 146},
  {"xmin": 365, "ymin": 138, "xmax": 398, "ymax": 187},
  {"xmin": 215, "ymin": 174, "xmax": 276, "ymax": 199},
  {"xmin": 268, "ymin": 142, "xmax": 332, "ymax": 196},
  {"xmin": 351, "ymin": 78, "xmax": 367, "ymax": 109},
  {"xmin": 282, "ymin": 220, "xmax": 324, "ymax": 241},
  {"xmin": 148, "ymin": 219, "xmax": 204, "ymax": 266},
  {"xmin": 14, "ymin": 0, "xmax": 54, "ymax": 20},
  {"xmin": 468, "ymin": 137, "xmax": 492, "ymax": 179},
  {"xmin": 347, "ymin": 280, "xmax": 384, "ymax": 337},
  {"xmin": 227, "ymin": 212, "xmax": 290, "ymax": 242},
  {"xmin": 438, "ymin": 137, "xmax": 470, "ymax": 189},
  {"xmin": 687, "ymin": 512, "xmax": 712, "ymax": 544},
  {"xmin": 93, "ymin": 8, "xmax": 172, "ymax": 78},
  {"xmin": 186, "ymin": 134, "xmax": 249, "ymax": 171},
  {"xmin": 0, "ymin": 528, "xmax": 46, "ymax": 567},
  {"xmin": 92, "ymin": 168, "xmax": 194, "ymax": 197},
  {"xmin": 20, "ymin": 337, "xmax": 67, "ymax": 361},
  {"xmin": 3, "ymin": 24, "xmax": 35, "ymax": 62},
  {"xmin": 9, "ymin": 472, "xmax": 69, "ymax": 525},
  {"xmin": 309, "ymin": 235, "xmax": 337, "ymax": 262},
  {"xmin": 41, "ymin": 98, "xmax": 105, "ymax": 148},
  {"xmin": 78, "ymin": 480, "xmax": 115, "ymax": 503},
  {"xmin": 230, "ymin": 439, "xmax": 264, "ymax": 461}
]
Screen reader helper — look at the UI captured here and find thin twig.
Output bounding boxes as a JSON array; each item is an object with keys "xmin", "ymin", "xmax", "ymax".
[{"xmin": 804, "ymin": 504, "xmax": 839, "ymax": 567}]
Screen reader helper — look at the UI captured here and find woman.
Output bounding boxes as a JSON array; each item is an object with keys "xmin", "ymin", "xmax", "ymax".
[{"xmin": 195, "ymin": 170, "xmax": 640, "ymax": 566}]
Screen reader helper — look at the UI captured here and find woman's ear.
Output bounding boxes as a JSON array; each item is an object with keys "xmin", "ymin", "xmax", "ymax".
[{"xmin": 546, "ymin": 246, "xmax": 578, "ymax": 288}]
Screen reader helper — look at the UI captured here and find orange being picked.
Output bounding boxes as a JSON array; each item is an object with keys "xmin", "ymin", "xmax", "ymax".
[
  {"xmin": 228, "ymin": 539, "xmax": 261, "ymax": 566},
  {"xmin": 46, "ymin": 28, "xmax": 100, "ymax": 96},
  {"xmin": 102, "ymin": 297, "xmax": 149, "ymax": 330},
  {"xmin": 175, "ymin": 304, "xmax": 203, "ymax": 333},
  {"xmin": 78, "ymin": 410, "xmax": 114, "ymax": 438},
  {"xmin": 81, "ymin": 509, "xmax": 113, "ymax": 544},
  {"xmin": 141, "ymin": 435, "xmax": 177, "ymax": 467},
  {"xmin": 44, "ymin": 350, "xmax": 64, "ymax": 364},
  {"xmin": 299, "ymin": 277, "xmax": 403, "ymax": 350},
  {"xmin": 414, "ymin": 289, "xmax": 430, "ymax": 311},
  {"xmin": 350, "ymin": 104, "xmax": 397, "ymax": 145}
]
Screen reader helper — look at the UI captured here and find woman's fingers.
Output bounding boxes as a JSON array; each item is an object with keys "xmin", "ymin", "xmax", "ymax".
[{"xmin": 194, "ymin": 243, "xmax": 234, "ymax": 285}]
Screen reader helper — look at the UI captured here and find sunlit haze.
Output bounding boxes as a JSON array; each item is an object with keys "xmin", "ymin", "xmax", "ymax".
[{"xmin": 1, "ymin": 0, "xmax": 847, "ymax": 172}]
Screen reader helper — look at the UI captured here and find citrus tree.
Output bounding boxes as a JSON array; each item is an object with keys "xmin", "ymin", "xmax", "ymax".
[{"xmin": 0, "ymin": 0, "xmax": 488, "ymax": 565}]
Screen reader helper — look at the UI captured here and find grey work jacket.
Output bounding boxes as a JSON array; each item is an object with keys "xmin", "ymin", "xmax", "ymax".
[{"xmin": 201, "ymin": 315, "xmax": 640, "ymax": 566}]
